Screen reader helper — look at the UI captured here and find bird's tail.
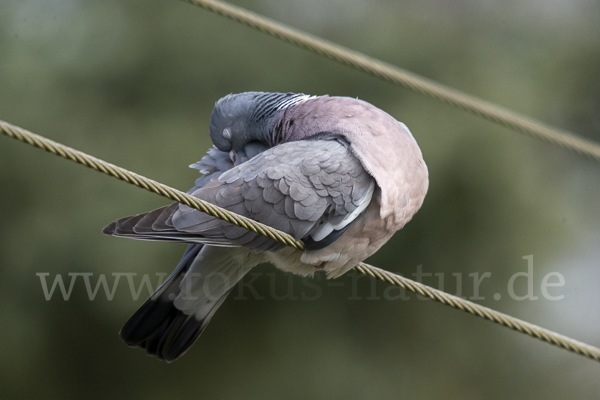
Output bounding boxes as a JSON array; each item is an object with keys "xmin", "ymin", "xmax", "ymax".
[{"xmin": 120, "ymin": 244, "xmax": 256, "ymax": 362}]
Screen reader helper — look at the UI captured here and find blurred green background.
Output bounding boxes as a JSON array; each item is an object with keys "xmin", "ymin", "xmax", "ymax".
[{"xmin": 1, "ymin": 0, "xmax": 599, "ymax": 398}]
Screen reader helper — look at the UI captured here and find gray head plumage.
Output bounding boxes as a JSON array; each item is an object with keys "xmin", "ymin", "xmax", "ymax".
[{"xmin": 209, "ymin": 91, "xmax": 314, "ymax": 153}]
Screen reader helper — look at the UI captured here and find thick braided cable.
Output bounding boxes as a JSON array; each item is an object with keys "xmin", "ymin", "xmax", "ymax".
[
  {"xmin": 2, "ymin": 119, "xmax": 600, "ymax": 364},
  {"xmin": 355, "ymin": 263, "xmax": 600, "ymax": 362},
  {"xmin": 0, "ymin": 119, "xmax": 303, "ymax": 250},
  {"xmin": 183, "ymin": 0, "xmax": 600, "ymax": 161}
]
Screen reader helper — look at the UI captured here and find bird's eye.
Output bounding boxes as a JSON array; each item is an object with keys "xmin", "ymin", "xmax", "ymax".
[{"xmin": 222, "ymin": 128, "xmax": 232, "ymax": 140}]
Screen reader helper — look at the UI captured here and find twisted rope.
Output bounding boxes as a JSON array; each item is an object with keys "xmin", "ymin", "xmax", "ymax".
[
  {"xmin": 183, "ymin": 0, "xmax": 600, "ymax": 161},
  {"xmin": 355, "ymin": 263, "xmax": 600, "ymax": 362},
  {"xmin": 0, "ymin": 119, "xmax": 303, "ymax": 250},
  {"xmin": 2, "ymin": 119, "xmax": 600, "ymax": 363}
]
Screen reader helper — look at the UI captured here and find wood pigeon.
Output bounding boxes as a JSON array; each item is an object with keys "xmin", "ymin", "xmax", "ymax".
[{"xmin": 103, "ymin": 92, "xmax": 429, "ymax": 361}]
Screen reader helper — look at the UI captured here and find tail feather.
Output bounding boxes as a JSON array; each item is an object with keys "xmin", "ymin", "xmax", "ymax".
[
  {"xmin": 144, "ymin": 292, "xmax": 230, "ymax": 361},
  {"xmin": 120, "ymin": 244, "xmax": 202, "ymax": 361},
  {"xmin": 119, "ymin": 244, "xmax": 256, "ymax": 362}
]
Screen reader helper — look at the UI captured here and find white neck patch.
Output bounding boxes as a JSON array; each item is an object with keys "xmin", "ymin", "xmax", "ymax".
[{"xmin": 275, "ymin": 94, "xmax": 318, "ymax": 111}]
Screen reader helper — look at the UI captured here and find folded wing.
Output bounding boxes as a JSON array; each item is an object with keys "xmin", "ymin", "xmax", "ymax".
[{"xmin": 104, "ymin": 138, "xmax": 375, "ymax": 253}]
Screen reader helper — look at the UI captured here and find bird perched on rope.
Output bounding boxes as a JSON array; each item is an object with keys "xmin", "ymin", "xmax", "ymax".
[{"xmin": 103, "ymin": 92, "xmax": 429, "ymax": 362}]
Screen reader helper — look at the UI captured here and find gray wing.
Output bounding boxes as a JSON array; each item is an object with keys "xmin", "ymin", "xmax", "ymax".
[
  {"xmin": 105, "ymin": 139, "xmax": 375, "ymax": 253},
  {"xmin": 172, "ymin": 138, "xmax": 375, "ymax": 252}
]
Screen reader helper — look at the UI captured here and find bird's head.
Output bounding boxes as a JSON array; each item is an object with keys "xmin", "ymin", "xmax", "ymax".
[{"xmin": 209, "ymin": 91, "xmax": 314, "ymax": 165}]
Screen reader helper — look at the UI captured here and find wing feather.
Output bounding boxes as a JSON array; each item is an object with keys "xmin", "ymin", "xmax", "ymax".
[{"xmin": 105, "ymin": 138, "xmax": 375, "ymax": 252}]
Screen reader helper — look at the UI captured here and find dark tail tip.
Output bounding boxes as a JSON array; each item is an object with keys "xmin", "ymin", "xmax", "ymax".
[
  {"xmin": 118, "ymin": 244, "xmax": 207, "ymax": 362},
  {"xmin": 120, "ymin": 299, "xmax": 206, "ymax": 362}
]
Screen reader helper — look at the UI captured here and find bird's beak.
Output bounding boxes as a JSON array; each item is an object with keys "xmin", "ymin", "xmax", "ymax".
[{"xmin": 230, "ymin": 150, "xmax": 249, "ymax": 166}]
